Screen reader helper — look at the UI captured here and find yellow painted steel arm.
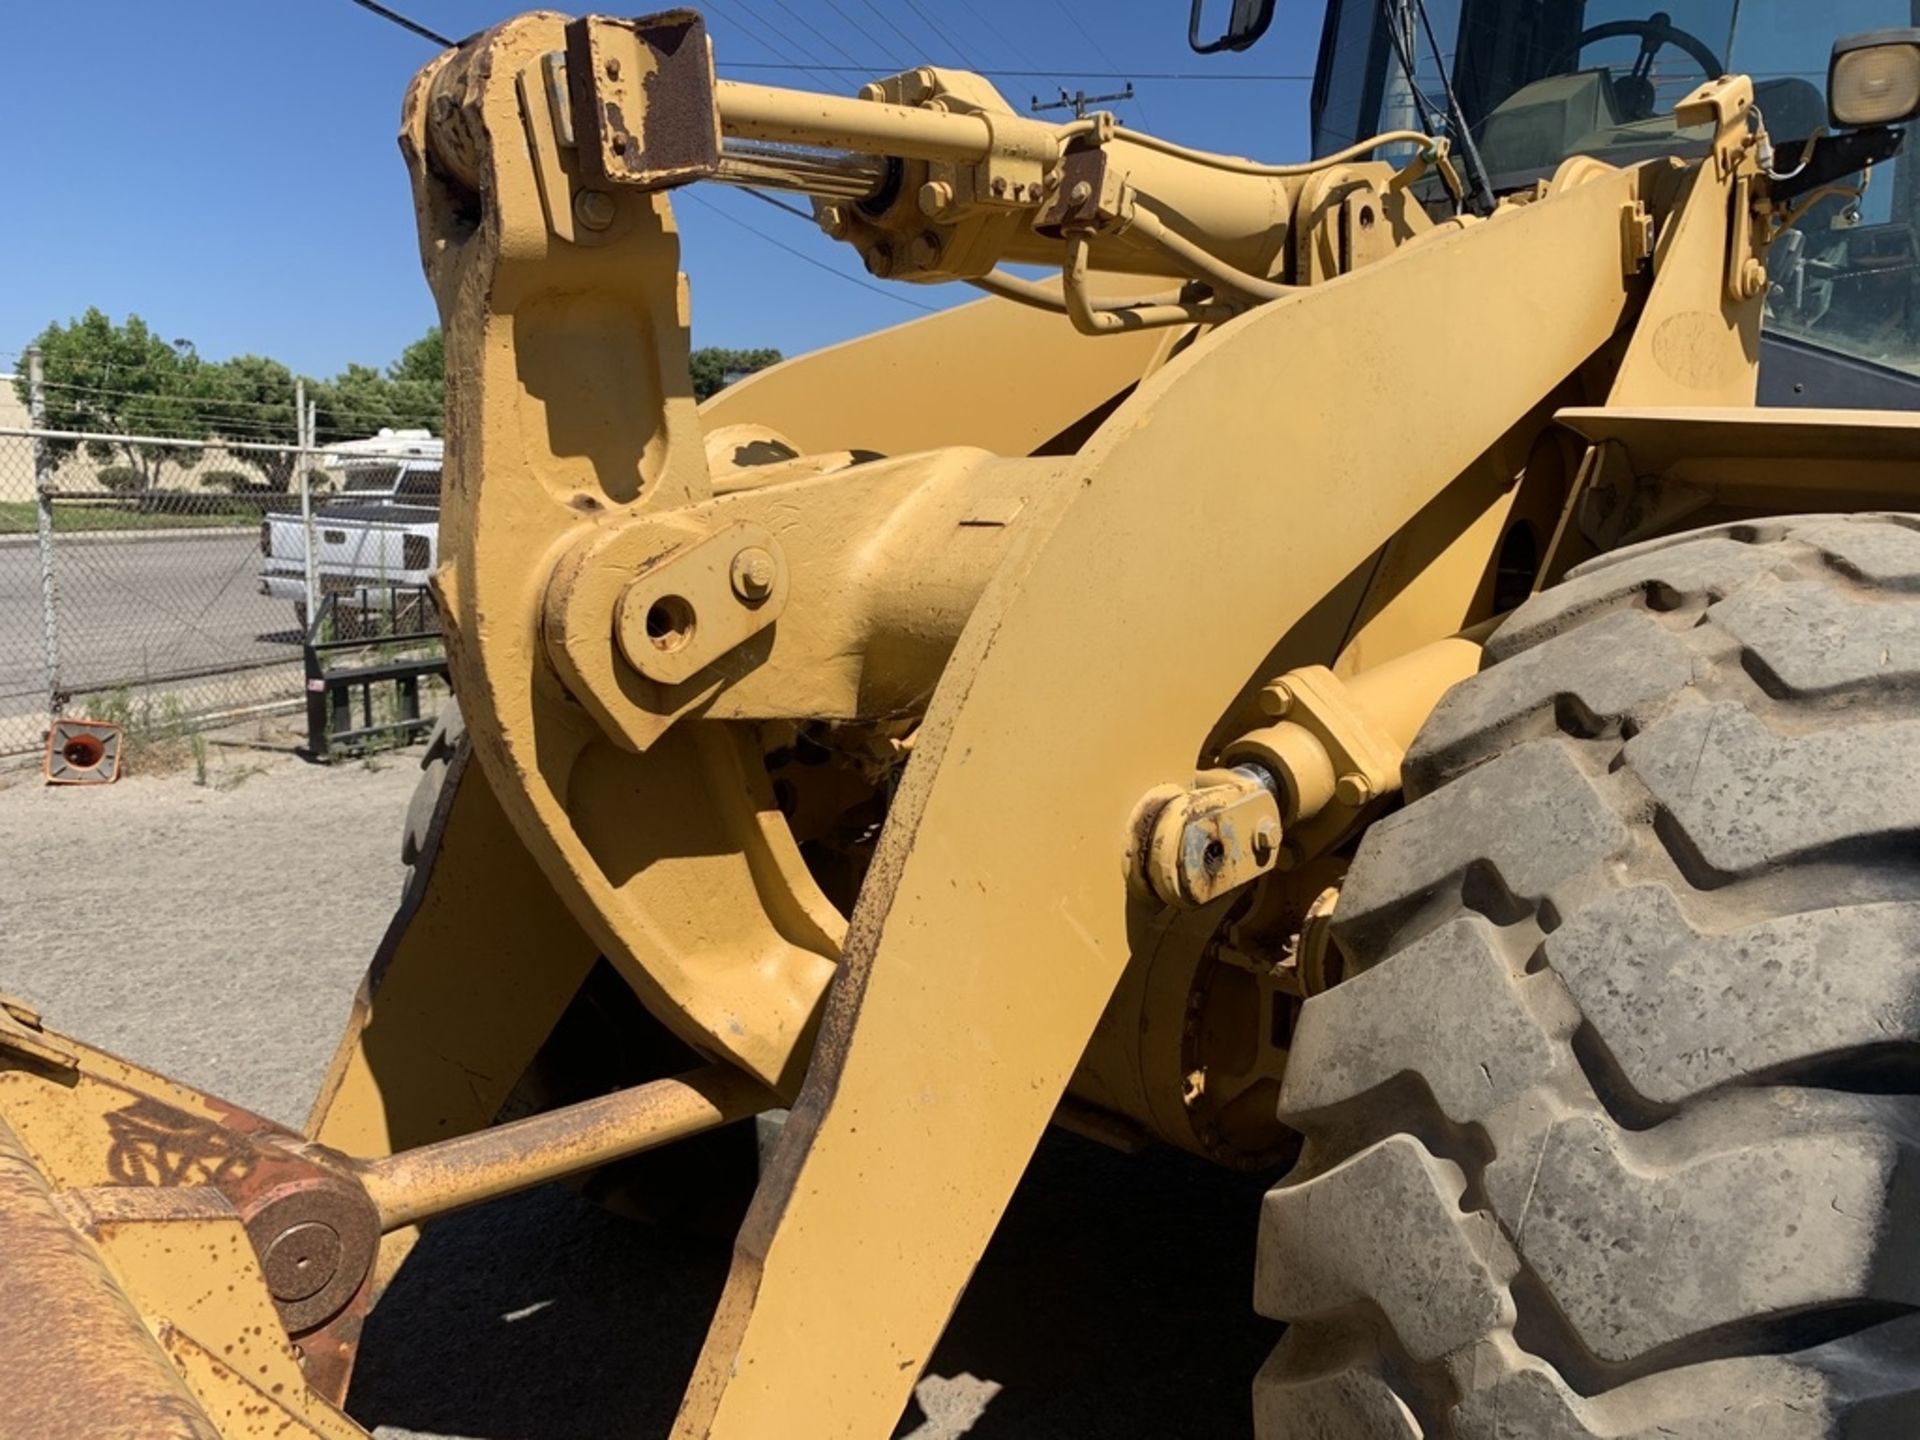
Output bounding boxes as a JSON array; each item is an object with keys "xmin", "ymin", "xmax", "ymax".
[
  {"xmin": 676, "ymin": 165, "xmax": 1651, "ymax": 1437},
  {"xmin": 404, "ymin": 19, "xmax": 845, "ymax": 1095}
]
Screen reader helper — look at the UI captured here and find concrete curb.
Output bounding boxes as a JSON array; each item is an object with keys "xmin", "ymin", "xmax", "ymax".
[{"xmin": 0, "ymin": 526, "xmax": 257, "ymax": 548}]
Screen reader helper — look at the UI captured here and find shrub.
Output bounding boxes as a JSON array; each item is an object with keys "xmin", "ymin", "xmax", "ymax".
[{"xmin": 96, "ymin": 465, "xmax": 143, "ymax": 494}]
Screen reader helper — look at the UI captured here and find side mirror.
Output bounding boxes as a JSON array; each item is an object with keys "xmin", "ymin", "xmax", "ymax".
[
  {"xmin": 1830, "ymin": 28, "xmax": 1920, "ymax": 128},
  {"xmin": 1189, "ymin": 0, "xmax": 1276, "ymax": 54}
]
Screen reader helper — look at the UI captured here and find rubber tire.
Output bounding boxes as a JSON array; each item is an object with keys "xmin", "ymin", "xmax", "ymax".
[
  {"xmin": 400, "ymin": 696, "xmax": 462, "ymax": 872},
  {"xmin": 1253, "ymin": 515, "xmax": 1920, "ymax": 1438}
]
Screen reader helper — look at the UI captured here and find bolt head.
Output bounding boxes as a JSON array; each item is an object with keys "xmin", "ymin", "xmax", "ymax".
[
  {"xmin": 730, "ymin": 546, "xmax": 777, "ymax": 603},
  {"xmin": 908, "ymin": 233, "xmax": 941, "ymax": 269},
  {"xmin": 605, "ymin": 57, "xmax": 621, "ymax": 80},
  {"xmin": 991, "ymin": 175, "xmax": 1009, "ymax": 197},
  {"xmin": 1250, "ymin": 817, "xmax": 1281, "ymax": 867},
  {"xmin": 1258, "ymin": 681, "xmax": 1294, "ymax": 718},
  {"xmin": 819, "ymin": 203, "xmax": 851, "ymax": 239},
  {"xmin": 918, "ymin": 180, "xmax": 954, "ymax": 217},
  {"xmin": 1335, "ymin": 772, "xmax": 1374, "ymax": 807},
  {"xmin": 1069, "ymin": 180, "xmax": 1093, "ymax": 206},
  {"xmin": 573, "ymin": 189, "xmax": 617, "ymax": 231}
]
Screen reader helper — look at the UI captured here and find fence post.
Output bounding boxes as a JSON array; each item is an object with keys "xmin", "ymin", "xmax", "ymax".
[
  {"xmin": 296, "ymin": 379, "xmax": 318, "ymax": 634},
  {"xmin": 27, "ymin": 347, "xmax": 61, "ymax": 721}
]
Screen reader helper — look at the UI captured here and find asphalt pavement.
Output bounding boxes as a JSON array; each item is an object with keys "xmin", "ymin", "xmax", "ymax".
[{"xmin": 0, "ymin": 530, "xmax": 301, "ymax": 748}]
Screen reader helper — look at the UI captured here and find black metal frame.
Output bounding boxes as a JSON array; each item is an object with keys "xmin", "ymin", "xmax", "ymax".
[{"xmin": 302, "ymin": 587, "xmax": 449, "ymax": 760}]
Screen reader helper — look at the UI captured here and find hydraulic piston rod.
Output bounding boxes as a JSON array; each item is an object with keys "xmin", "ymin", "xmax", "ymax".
[
  {"xmin": 716, "ymin": 78, "xmax": 1069, "ymax": 165},
  {"xmin": 352, "ymin": 1065, "xmax": 772, "ymax": 1231}
]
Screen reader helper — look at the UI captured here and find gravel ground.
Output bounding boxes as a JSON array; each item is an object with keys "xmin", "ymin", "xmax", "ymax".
[{"xmin": 0, "ymin": 726, "xmax": 1279, "ymax": 1438}]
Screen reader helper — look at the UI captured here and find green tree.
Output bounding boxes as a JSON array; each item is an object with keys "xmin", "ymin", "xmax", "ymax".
[
  {"xmin": 310, "ymin": 327, "xmax": 444, "ymax": 443},
  {"xmin": 689, "ymin": 346, "xmax": 782, "ymax": 401},
  {"xmin": 198, "ymin": 354, "xmax": 301, "ymax": 490},
  {"xmin": 14, "ymin": 309, "xmax": 210, "ymax": 489}
]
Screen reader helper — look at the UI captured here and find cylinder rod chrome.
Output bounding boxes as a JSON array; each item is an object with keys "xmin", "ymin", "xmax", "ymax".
[{"xmin": 714, "ymin": 143, "xmax": 890, "ymax": 200}]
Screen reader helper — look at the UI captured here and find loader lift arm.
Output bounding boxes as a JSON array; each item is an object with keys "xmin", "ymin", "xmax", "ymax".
[
  {"xmin": 369, "ymin": 12, "xmax": 1766, "ymax": 1437},
  {"xmin": 0, "ymin": 9, "xmax": 1792, "ymax": 1438}
]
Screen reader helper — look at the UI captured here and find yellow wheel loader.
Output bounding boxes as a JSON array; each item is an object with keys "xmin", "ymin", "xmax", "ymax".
[{"xmin": 8, "ymin": 2, "xmax": 1920, "ymax": 1434}]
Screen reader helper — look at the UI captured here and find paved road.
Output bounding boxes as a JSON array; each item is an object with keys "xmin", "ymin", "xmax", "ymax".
[
  {"xmin": 0, "ymin": 530, "xmax": 301, "ymax": 748},
  {"xmin": 0, "ymin": 742, "xmax": 1282, "ymax": 1438}
]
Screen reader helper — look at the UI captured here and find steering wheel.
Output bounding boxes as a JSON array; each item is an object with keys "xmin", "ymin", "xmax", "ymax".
[{"xmin": 1553, "ymin": 11, "xmax": 1726, "ymax": 121}]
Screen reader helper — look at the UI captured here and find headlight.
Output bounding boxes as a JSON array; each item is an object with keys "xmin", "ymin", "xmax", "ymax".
[{"xmin": 1830, "ymin": 29, "xmax": 1920, "ymax": 128}]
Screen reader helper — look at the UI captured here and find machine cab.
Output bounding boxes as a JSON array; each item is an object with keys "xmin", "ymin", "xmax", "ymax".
[{"xmin": 1303, "ymin": 0, "xmax": 1920, "ymax": 404}]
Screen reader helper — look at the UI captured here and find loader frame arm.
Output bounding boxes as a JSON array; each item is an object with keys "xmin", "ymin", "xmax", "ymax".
[{"xmin": 368, "ymin": 13, "xmax": 1773, "ymax": 1436}]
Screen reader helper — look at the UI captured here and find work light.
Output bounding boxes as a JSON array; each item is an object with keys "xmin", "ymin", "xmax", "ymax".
[{"xmin": 1830, "ymin": 29, "xmax": 1920, "ymax": 127}]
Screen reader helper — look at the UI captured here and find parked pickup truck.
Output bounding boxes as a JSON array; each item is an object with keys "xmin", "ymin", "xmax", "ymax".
[{"xmin": 259, "ymin": 429, "xmax": 442, "ymax": 633}]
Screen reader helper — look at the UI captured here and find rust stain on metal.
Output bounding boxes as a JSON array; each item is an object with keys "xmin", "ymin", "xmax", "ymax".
[{"xmin": 0, "ymin": 1115, "xmax": 222, "ymax": 1439}]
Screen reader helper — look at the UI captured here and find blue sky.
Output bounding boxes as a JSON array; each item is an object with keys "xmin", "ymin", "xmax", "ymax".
[{"xmin": 0, "ymin": 1, "xmax": 1326, "ymax": 379}]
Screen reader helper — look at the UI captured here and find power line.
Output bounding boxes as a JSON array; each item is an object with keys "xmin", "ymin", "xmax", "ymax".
[
  {"xmin": 855, "ymin": 0, "xmax": 927, "ymax": 61},
  {"xmin": 718, "ymin": 61, "xmax": 1312, "ymax": 81},
  {"xmin": 1043, "ymin": 1, "xmax": 1153, "ymax": 127},
  {"xmin": 741, "ymin": 187, "xmax": 818, "ymax": 222},
  {"xmin": 708, "ymin": 0, "xmax": 843, "ymax": 91},
  {"xmin": 819, "ymin": 0, "xmax": 911, "ymax": 70},
  {"xmin": 759, "ymin": 0, "xmax": 869, "ymax": 71},
  {"xmin": 900, "ymin": 0, "xmax": 986, "ymax": 70},
  {"xmin": 346, "ymin": 0, "xmax": 451, "ymax": 47},
  {"xmin": 682, "ymin": 192, "xmax": 941, "ymax": 314},
  {"xmin": 950, "ymin": 0, "xmax": 1019, "ymax": 69}
]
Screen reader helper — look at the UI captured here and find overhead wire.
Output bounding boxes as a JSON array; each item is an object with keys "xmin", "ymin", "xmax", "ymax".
[
  {"xmin": 723, "ymin": 0, "xmax": 844, "ymax": 78},
  {"xmin": 818, "ymin": 0, "xmax": 912, "ymax": 70},
  {"xmin": 899, "ymin": 0, "xmax": 985, "ymax": 70},
  {"xmin": 855, "ymin": 0, "xmax": 930, "ymax": 62},
  {"xmin": 740, "ymin": 187, "xmax": 819, "ymax": 222},
  {"xmin": 1044, "ymin": 0, "xmax": 1153, "ymax": 128},
  {"xmin": 759, "ymin": 0, "xmax": 870, "ymax": 71},
  {"xmin": 717, "ymin": 62, "xmax": 1312, "ymax": 81},
  {"xmin": 705, "ymin": 0, "xmax": 844, "ymax": 92},
  {"xmin": 347, "ymin": 0, "xmax": 452, "ymax": 47},
  {"xmin": 682, "ymin": 192, "xmax": 942, "ymax": 314}
]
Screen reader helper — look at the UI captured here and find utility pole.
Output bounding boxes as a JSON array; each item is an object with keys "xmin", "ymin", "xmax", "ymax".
[
  {"xmin": 1030, "ymin": 82, "xmax": 1135, "ymax": 120},
  {"xmin": 27, "ymin": 346, "xmax": 61, "ymax": 721}
]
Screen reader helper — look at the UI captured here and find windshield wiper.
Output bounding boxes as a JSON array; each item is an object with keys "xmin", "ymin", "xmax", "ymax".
[{"xmin": 1382, "ymin": 0, "xmax": 1497, "ymax": 214}]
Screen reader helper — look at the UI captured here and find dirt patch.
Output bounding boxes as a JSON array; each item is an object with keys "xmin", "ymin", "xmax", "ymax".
[{"xmin": 0, "ymin": 721, "xmax": 420, "ymax": 1127}]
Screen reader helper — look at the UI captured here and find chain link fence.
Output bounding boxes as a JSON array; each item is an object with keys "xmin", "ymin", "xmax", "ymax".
[{"xmin": 0, "ymin": 420, "xmax": 445, "ymax": 757}]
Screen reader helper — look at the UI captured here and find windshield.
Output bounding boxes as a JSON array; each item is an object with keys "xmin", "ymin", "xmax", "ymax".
[
  {"xmin": 341, "ymin": 464, "xmax": 402, "ymax": 493},
  {"xmin": 1314, "ymin": 1, "xmax": 1920, "ymax": 375}
]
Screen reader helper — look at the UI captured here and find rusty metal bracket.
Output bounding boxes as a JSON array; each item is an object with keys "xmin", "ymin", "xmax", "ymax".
[
  {"xmin": 0, "ymin": 994, "xmax": 78, "ymax": 1077},
  {"xmin": 566, "ymin": 11, "xmax": 722, "ymax": 190}
]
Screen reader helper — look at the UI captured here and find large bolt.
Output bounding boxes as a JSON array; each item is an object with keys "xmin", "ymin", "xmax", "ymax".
[
  {"xmin": 573, "ymin": 189, "xmax": 617, "ymax": 231},
  {"xmin": 918, "ymin": 180, "xmax": 954, "ymax": 217},
  {"xmin": 1258, "ymin": 681, "xmax": 1294, "ymax": 718},
  {"xmin": 907, "ymin": 233, "xmax": 941, "ymax": 269},
  {"xmin": 1250, "ymin": 817, "xmax": 1280, "ymax": 867},
  {"xmin": 1069, "ymin": 180, "xmax": 1093, "ymax": 206},
  {"xmin": 730, "ymin": 547, "xmax": 777, "ymax": 603},
  {"xmin": 1335, "ymin": 772, "xmax": 1375, "ymax": 807},
  {"xmin": 818, "ymin": 203, "xmax": 851, "ymax": 239}
]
